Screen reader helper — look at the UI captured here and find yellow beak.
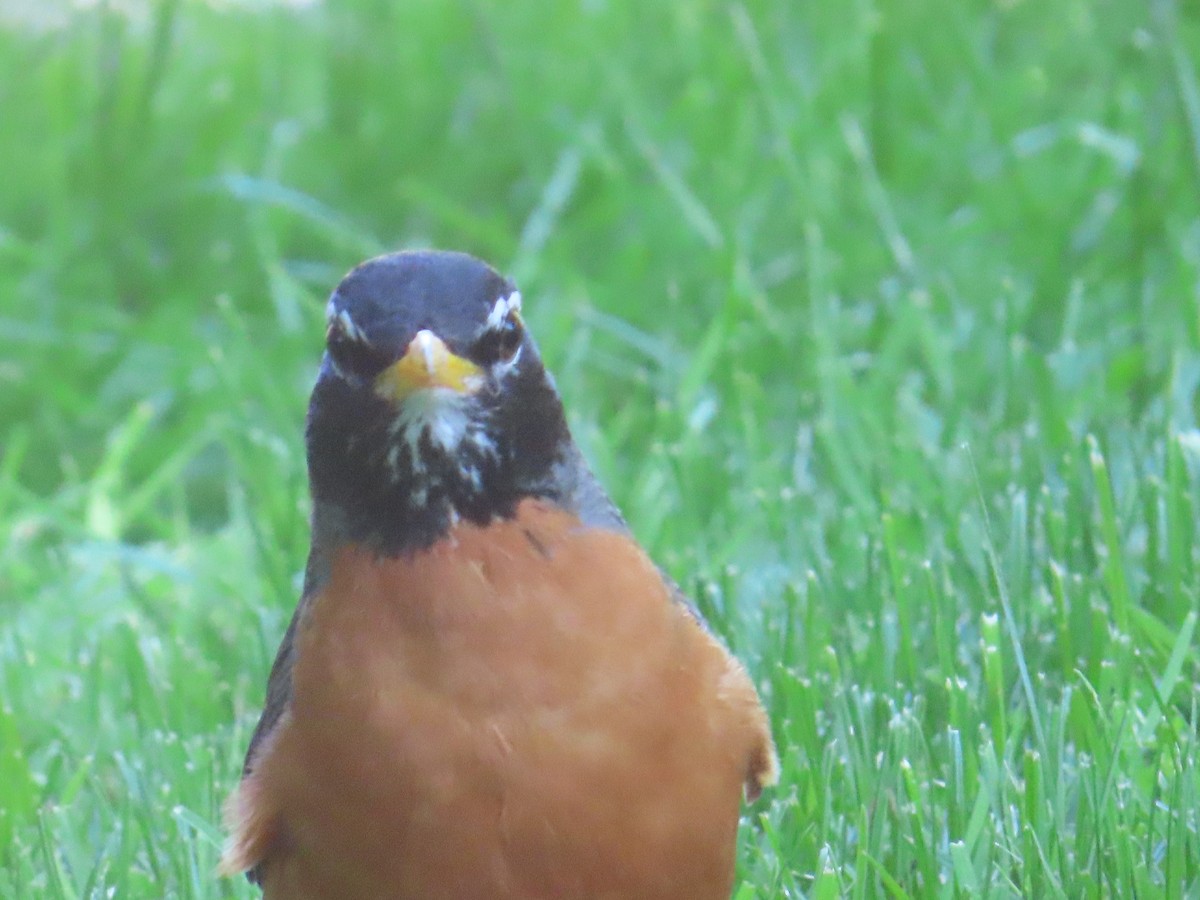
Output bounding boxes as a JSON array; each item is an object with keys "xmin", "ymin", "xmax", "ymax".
[{"xmin": 373, "ymin": 330, "xmax": 483, "ymax": 401}]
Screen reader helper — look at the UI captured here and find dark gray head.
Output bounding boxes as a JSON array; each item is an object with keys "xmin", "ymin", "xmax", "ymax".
[{"xmin": 306, "ymin": 250, "xmax": 621, "ymax": 554}]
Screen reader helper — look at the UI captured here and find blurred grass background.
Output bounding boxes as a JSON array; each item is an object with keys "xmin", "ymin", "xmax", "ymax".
[{"xmin": 3, "ymin": 0, "xmax": 1200, "ymax": 896}]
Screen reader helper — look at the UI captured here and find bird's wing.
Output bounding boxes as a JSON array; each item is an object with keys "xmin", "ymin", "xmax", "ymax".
[
  {"xmin": 243, "ymin": 547, "xmax": 326, "ymax": 776},
  {"xmin": 225, "ymin": 548, "xmax": 326, "ymax": 884}
]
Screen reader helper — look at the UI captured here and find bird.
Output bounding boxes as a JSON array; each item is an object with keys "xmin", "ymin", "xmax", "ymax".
[{"xmin": 220, "ymin": 250, "xmax": 778, "ymax": 899}]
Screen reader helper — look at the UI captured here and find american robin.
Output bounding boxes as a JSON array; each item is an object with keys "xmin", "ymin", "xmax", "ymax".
[{"xmin": 220, "ymin": 250, "xmax": 778, "ymax": 899}]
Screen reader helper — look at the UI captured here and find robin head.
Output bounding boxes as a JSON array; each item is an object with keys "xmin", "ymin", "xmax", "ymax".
[{"xmin": 306, "ymin": 250, "xmax": 583, "ymax": 554}]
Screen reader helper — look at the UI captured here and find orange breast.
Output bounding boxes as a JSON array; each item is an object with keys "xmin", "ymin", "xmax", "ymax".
[{"xmin": 235, "ymin": 500, "xmax": 774, "ymax": 900}]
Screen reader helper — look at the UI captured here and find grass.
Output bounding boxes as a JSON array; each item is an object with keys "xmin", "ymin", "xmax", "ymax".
[{"xmin": 2, "ymin": 0, "xmax": 1200, "ymax": 896}]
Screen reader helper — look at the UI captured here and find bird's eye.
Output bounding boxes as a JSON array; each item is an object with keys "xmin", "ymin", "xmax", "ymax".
[
  {"xmin": 475, "ymin": 314, "xmax": 524, "ymax": 366},
  {"xmin": 326, "ymin": 317, "xmax": 391, "ymax": 377}
]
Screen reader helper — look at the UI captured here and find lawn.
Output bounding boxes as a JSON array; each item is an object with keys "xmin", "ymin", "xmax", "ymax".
[{"xmin": 2, "ymin": 0, "xmax": 1199, "ymax": 896}]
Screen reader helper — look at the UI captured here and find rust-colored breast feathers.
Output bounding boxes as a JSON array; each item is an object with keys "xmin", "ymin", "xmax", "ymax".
[{"xmin": 224, "ymin": 500, "xmax": 775, "ymax": 899}]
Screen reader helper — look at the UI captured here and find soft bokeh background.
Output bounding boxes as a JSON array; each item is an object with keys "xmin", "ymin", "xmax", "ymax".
[{"xmin": 3, "ymin": 1, "xmax": 1200, "ymax": 896}]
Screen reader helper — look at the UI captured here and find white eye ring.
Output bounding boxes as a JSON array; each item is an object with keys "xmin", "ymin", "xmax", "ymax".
[{"xmin": 325, "ymin": 297, "xmax": 368, "ymax": 343}]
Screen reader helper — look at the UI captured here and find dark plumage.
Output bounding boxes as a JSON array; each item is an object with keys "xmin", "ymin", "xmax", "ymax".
[{"xmin": 308, "ymin": 250, "xmax": 598, "ymax": 555}]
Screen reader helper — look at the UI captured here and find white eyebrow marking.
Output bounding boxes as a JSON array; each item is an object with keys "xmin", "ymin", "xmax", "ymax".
[
  {"xmin": 485, "ymin": 291, "xmax": 522, "ymax": 330},
  {"xmin": 326, "ymin": 297, "xmax": 368, "ymax": 342},
  {"xmin": 335, "ymin": 309, "xmax": 366, "ymax": 342}
]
